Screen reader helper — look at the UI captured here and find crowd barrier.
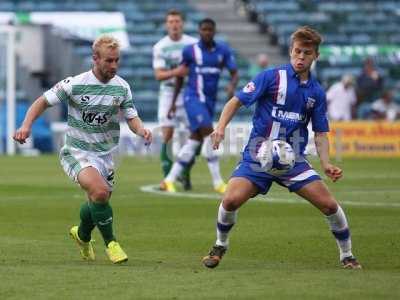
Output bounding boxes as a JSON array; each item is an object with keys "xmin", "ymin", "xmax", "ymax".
[{"xmin": 49, "ymin": 121, "xmax": 400, "ymax": 158}]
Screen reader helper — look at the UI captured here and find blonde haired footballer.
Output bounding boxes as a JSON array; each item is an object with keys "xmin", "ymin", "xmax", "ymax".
[{"xmin": 14, "ymin": 34, "xmax": 152, "ymax": 264}]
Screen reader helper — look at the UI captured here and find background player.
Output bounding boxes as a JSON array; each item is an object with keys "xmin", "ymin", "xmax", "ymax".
[
  {"xmin": 202, "ymin": 26, "xmax": 362, "ymax": 269},
  {"xmin": 161, "ymin": 18, "xmax": 238, "ymax": 194},
  {"xmin": 13, "ymin": 35, "xmax": 152, "ymax": 264},
  {"xmin": 153, "ymin": 9, "xmax": 197, "ymax": 190}
]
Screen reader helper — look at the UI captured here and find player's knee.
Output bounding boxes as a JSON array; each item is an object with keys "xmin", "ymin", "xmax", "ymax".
[
  {"xmin": 222, "ymin": 191, "xmax": 246, "ymax": 211},
  {"xmin": 161, "ymin": 128, "xmax": 173, "ymax": 142},
  {"xmin": 89, "ymin": 187, "xmax": 110, "ymax": 202},
  {"xmin": 322, "ymin": 201, "xmax": 338, "ymax": 215}
]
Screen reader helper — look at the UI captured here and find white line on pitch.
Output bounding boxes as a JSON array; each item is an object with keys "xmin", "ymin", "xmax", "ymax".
[{"xmin": 139, "ymin": 184, "xmax": 400, "ymax": 208}]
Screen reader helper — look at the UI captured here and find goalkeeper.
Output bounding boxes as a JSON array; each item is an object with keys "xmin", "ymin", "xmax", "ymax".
[
  {"xmin": 202, "ymin": 26, "xmax": 361, "ymax": 270},
  {"xmin": 13, "ymin": 35, "xmax": 152, "ymax": 264}
]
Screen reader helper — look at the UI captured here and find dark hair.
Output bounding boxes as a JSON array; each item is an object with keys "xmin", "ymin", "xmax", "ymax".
[
  {"xmin": 166, "ymin": 9, "xmax": 185, "ymax": 21},
  {"xmin": 198, "ymin": 18, "xmax": 216, "ymax": 28},
  {"xmin": 290, "ymin": 26, "xmax": 323, "ymax": 52}
]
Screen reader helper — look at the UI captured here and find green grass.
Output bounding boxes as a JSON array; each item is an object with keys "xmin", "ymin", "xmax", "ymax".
[{"xmin": 0, "ymin": 155, "xmax": 399, "ymax": 299}]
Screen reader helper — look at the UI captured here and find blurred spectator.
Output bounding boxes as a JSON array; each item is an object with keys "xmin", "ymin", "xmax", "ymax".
[
  {"xmin": 326, "ymin": 74, "xmax": 357, "ymax": 121},
  {"xmin": 248, "ymin": 53, "xmax": 270, "ymax": 78},
  {"xmin": 356, "ymin": 57, "xmax": 384, "ymax": 103},
  {"xmin": 370, "ymin": 90, "xmax": 400, "ymax": 121}
]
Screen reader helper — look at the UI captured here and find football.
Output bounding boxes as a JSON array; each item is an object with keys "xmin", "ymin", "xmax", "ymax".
[{"xmin": 256, "ymin": 139, "xmax": 296, "ymax": 175}]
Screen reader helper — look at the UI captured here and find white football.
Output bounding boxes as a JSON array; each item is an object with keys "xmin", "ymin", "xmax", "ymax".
[{"xmin": 256, "ymin": 140, "xmax": 295, "ymax": 175}]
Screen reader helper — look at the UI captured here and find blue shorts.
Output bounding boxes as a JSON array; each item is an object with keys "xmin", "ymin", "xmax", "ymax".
[
  {"xmin": 231, "ymin": 159, "xmax": 321, "ymax": 195},
  {"xmin": 184, "ymin": 97, "xmax": 214, "ymax": 132}
]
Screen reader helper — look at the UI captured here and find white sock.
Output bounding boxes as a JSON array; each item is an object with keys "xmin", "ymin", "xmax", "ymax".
[
  {"xmin": 207, "ymin": 158, "xmax": 224, "ymax": 187},
  {"xmin": 216, "ymin": 203, "xmax": 237, "ymax": 248},
  {"xmin": 203, "ymin": 138, "xmax": 224, "ymax": 187},
  {"xmin": 165, "ymin": 162, "xmax": 184, "ymax": 182},
  {"xmin": 326, "ymin": 205, "xmax": 353, "ymax": 260},
  {"xmin": 165, "ymin": 139, "xmax": 200, "ymax": 182}
]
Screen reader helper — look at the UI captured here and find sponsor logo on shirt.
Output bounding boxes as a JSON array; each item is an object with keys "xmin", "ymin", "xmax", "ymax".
[
  {"xmin": 112, "ymin": 96, "xmax": 121, "ymax": 106},
  {"xmin": 195, "ymin": 66, "xmax": 221, "ymax": 74},
  {"xmin": 82, "ymin": 111, "xmax": 110, "ymax": 125},
  {"xmin": 272, "ymin": 106, "xmax": 306, "ymax": 122},
  {"xmin": 243, "ymin": 81, "xmax": 255, "ymax": 93},
  {"xmin": 81, "ymin": 95, "xmax": 90, "ymax": 103},
  {"xmin": 50, "ymin": 82, "xmax": 62, "ymax": 93},
  {"xmin": 306, "ymin": 97, "xmax": 316, "ymax": 109}
]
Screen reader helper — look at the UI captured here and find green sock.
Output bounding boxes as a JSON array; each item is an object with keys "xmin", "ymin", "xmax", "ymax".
[
  {"xmin": 181, "ymin": 165, "xmax": 190, "ymax": 179},
  {"xmin": 181, "ymin": 161, "xmax": 193, "ymax": 180},
  {"xmin": 78, "ymin": 202, "xmax": 95, "ymax": 242},
  {"xmin": 195, "ymin": 143, "xmax": 202, "ymax": 157},
  {"xmin": 161, "ymin": 142, "xmax": 173, "ymax": 177},
  {"xmin": 89, "ymin": 201, "xmax": 115, "ymax": 246}
]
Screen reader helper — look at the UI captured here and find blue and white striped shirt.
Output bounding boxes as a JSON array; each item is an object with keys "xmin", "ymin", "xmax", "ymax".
[
  {"xmin": 236, "ymin": 63, "xmax": 329, "ymax": 162},
  {"xmin": 181, "ymin": 40, "xmax": 237, "ymax": 105}
]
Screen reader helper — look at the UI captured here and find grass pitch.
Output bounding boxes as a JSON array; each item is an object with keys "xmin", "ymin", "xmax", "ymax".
[{"xmin": 0, "ymin": 155, "xmax": 399, "ymax": 299}]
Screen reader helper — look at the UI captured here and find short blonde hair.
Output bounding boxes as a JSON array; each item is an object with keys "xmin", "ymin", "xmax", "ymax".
[
  {"xmin": 92, "ymin": 34, "xmax": 120, "ymax": 56},
  {"xmin": 166, "ymin": 9, "xmax": 184, "ymax": 21},
  {"xmin": 290, "ymin": 26, "xmax": 323, "ymax": 52}
]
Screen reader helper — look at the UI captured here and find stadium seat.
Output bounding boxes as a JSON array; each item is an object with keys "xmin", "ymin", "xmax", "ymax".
[{"xmin": 245, "ymin": 0, "xmax": 400, "ymax": 89}]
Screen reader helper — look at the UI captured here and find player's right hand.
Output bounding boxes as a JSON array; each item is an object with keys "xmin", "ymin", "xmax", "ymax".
[
  {"xmin": 141, "ymin": 128, "xmax": 153, "ymax": 146},
  {"xmin": 13, "ymin": 126, "xmax": 31, "ymax": 144},
  {"xmin": 211, "ymin": 128, "xmax": 225, "ymax": 150}
]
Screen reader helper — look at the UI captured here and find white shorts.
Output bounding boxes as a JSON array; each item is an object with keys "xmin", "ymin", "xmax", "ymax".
[
  {"xmin": 158, "ymin": 90, "xmax": 189, "ymax": 128},
  {"xmin": 59, "ymin": 146, "xmax": 115, "ymax": 191}
]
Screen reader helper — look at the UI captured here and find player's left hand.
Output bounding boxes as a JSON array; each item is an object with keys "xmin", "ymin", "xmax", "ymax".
[
  {"xmin": 139, "ymin": 128, "xmax": 152, "ymax": 145},
  {"xmin": 323, "ymin": 163, "xmax": 343, "ymax": 182}
]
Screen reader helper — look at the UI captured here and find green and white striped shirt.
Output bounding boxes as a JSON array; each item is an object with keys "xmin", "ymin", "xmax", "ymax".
[
  {"xmin": 44, "ymin": 70, "xmax": 138, "ymax": 154},
  {"xmin": 152, "ymin": 34, "xmax": 197, "ymax": 102}
]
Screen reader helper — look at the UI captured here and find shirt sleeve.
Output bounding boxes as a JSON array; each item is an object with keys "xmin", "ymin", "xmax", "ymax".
[
  {"xmin": 311, "ymin": 89, "xmax": 330, "ymax": 132},
  {"xmin": 43, "ymin": 77, "xmax": 73, "ymax": 106},
  {"xmin": 223, "ymin": 47, "xmax": 237, "ymax": 72},
  {"xmin": 235, "ymin": 70, "xmax": 271, "ymax": 108},
  {"xmin": 181, "ymin": 45, "xmax": 192, "ymax": 66},
  {"xmin": 120, "ymin": 86, "xmax": 138, "ymax": 120},
  {"xmin": 152, "ymin": 44, "xmax": 166, "ymax": 69}
]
